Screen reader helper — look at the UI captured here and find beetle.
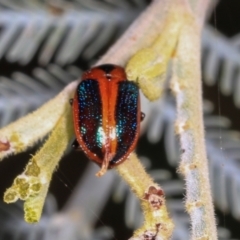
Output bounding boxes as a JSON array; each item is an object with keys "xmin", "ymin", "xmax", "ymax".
[{"xmin": 71, "ymin": 64, "xmax": 144, "ymax": 177}]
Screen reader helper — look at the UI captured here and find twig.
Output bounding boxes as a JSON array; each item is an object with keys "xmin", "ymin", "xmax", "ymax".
[
  {"xmin": 97, "ymin": 0, "xmax": 174, "ymax": 66},
  {"xmin": 117, "ymin": 153, "xmax": 174, "ymax": 240},
  {"xmin": 170, "ymin": 3, "xmax": 218, "ymax": 240}
]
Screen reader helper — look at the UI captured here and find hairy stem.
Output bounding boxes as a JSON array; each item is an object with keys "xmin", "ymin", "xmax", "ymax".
[
  {"xmin": 97, "ymin": 0, "xmax": 174, "ymax": 66},
  {"xmin": 0, "ymin": 81, "xmax": 78, "ymax": 160},
  {"xmin": 117, "ymin": 153, "xmax": 174, "ymax": 239},
  {"xmin": 4, "ymin": 105, "xmax": 74, "ymax": 223},
  {"xmin": 170, "ymin": 13, "xmax": 217, "ymax": 240}
]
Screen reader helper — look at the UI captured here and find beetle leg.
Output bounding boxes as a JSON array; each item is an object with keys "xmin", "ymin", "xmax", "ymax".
[
  {"xmin": 72, "ymin": 139, "xmax": 81, "ymax": 150},
  {"xmin": 69, "ymin": 98, "xmax": 73, "ymax": 106},
  {"xmin": 141, "ymin": 112, "xmax": 145, "ymax": 121}
]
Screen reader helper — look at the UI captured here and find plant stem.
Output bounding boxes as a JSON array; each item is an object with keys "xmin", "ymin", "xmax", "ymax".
[
  {"xmin": 97, "ymin": 0, "xmax": 174, "ymax": 66},
  {"xmin": 170, "ymin": 6, "xmax": 217, "ymax": 240},
  {"xmin": 117, "ymin": 153, "xmax": 174, "ymax": 239}
]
